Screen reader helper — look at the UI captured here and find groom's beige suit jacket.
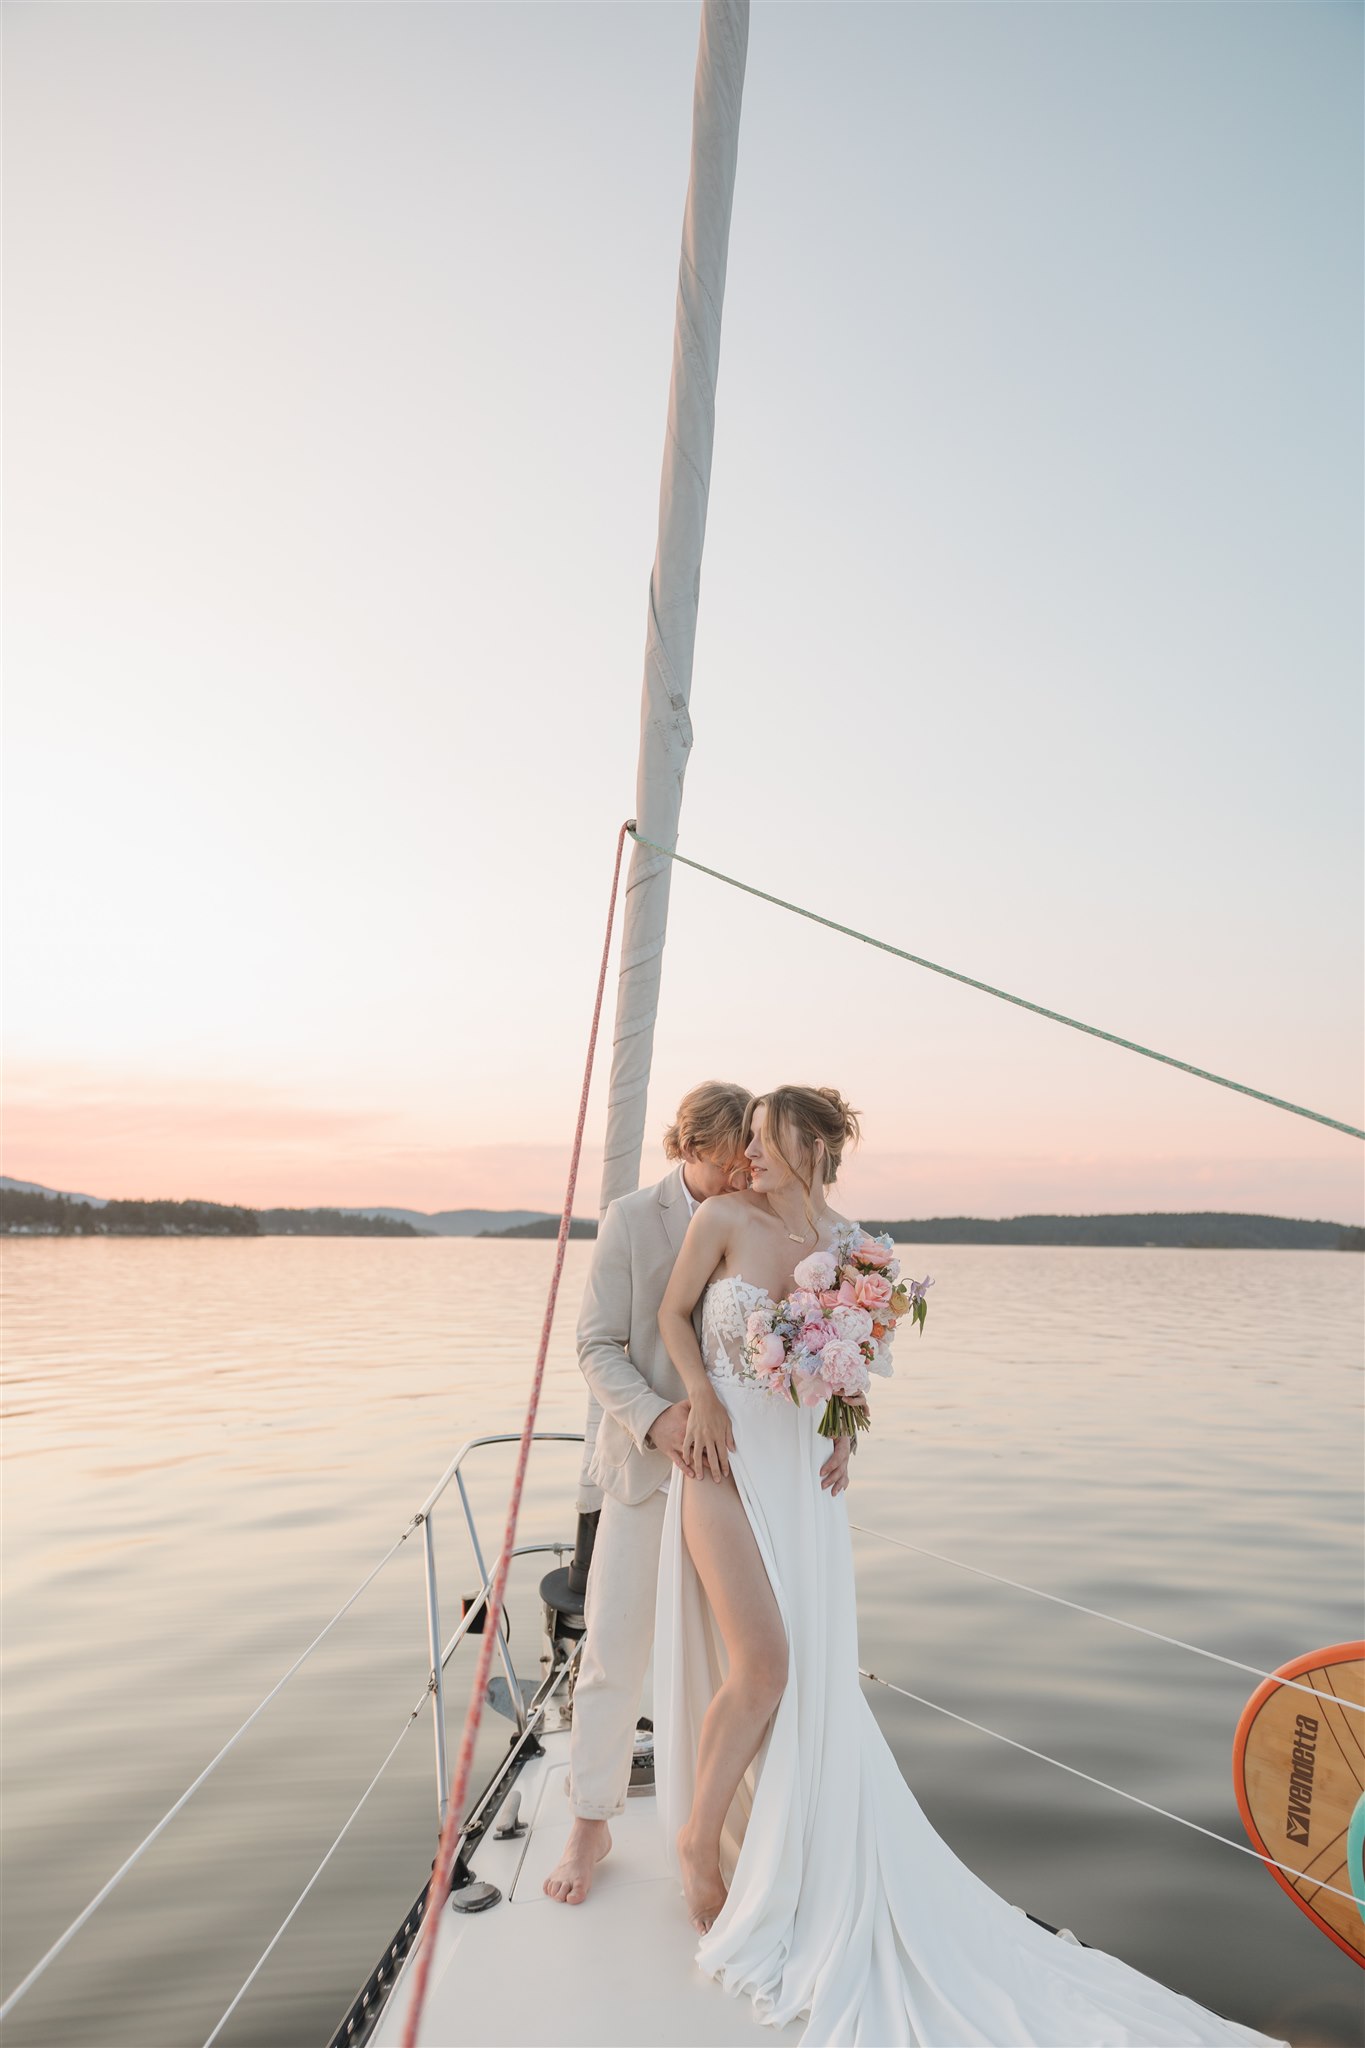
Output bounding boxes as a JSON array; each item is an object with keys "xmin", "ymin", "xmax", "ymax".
[{"xmin": 577, "ymin": 1164, "xmax": 704, "ymax": 1506}]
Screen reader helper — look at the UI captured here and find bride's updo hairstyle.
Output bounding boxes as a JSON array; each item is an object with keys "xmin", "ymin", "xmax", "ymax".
[{"xmin": 745, "ymin": 1087, "xmax": 861, "ymax": 1230}]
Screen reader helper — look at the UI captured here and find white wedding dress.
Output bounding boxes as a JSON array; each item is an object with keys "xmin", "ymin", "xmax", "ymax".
[{"xmin": 653, "ymin": 1268, "xmax": 1291, "ymax": 2048}]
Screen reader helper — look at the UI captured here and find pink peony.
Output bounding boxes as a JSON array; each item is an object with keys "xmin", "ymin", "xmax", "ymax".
[
  {"xmin": 746, "ymin": 1309, "xmax": 771, "ymax": 1343},
  {"xmin": 791, "ymin": 1367, "xmax": 829, "ymax": 1408},
  {"xmin": 818, "ymin": 1339, "xmax": 870, "ymax": 1396},
  {"xmin": 831, "ymin": 1304, "xmax": 873, "ymax": 1345},
  {"xmin": 793, "ymin": 1250, "xmax": 837, "ymax": 1292},
  {"xmin": 787, "ymin": 1288, "xmax": 823, "ymax": 1322},
  {"xmin": 855, "ymin": 1272, "xmax": 893, "ymax": 1315},
  {"xmin": 801, "ymin": 1318, "xmax": 834, "ymax": 1351}
]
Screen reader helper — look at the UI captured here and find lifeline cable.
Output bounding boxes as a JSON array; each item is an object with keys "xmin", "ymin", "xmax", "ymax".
[
  {"xmin": 849, "ymin": 1522, "xmax": 1363, "ymax": 1713},
  {"xmin": 626, "ymin": 828, "xmax": 1364, "ymax": 1141},
  {"xmin": 0, "ymin": 1519, "xmax": 421, "ymax": 2025},
  {"xmin": 858, "ymin": 1666, "xmax": 1359, "ymax": 1907},
  {"xmin": 399, "ymin": 819, "xmax": 631, "ymax": 2048}
]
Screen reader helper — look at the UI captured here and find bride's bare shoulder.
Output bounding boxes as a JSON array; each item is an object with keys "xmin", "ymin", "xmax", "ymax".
[
  {"xmin": 688, "ymin": 1190, "xmax": 767, "ymax": 1246},
  {"xmin": 700, "ymin": 1191, "xmax": 758, "ymax": 1226}
]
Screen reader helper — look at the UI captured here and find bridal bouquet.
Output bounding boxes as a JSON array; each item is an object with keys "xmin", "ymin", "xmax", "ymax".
[{"xmin": 742, "ymin": 1228, "xmax": 933, "ymax": 1445}]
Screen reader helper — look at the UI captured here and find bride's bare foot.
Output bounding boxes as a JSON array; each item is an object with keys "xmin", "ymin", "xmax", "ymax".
[
  {"xmin": 543, "ymin": 1817, "xmax": 612, "ymax": 1905},
  {"xmin": 676, "ymin": 1823, "xmax": 727, "ymax": 1936}
]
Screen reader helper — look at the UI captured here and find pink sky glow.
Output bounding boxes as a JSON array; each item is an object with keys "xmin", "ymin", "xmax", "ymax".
[{"xmin": 6, "ymin": 1061, "xmax": 1359, "ymax": 1223}]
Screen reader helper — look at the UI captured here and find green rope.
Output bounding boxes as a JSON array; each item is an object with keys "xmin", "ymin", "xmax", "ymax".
[{"xmin": 626, "ymin": 826, "xmax": 1364, "ymax": 1142}]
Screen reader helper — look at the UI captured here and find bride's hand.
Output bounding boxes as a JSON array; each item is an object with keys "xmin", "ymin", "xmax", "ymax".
[{"xmin": 682, "ymin": 1387, "xmax": 735, "ymax": 1482}]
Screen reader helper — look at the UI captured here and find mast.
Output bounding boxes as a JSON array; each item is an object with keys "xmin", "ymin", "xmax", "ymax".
[{"xmin": 578, "ymin": 0, "xmax": 749, "ymax": 1508}]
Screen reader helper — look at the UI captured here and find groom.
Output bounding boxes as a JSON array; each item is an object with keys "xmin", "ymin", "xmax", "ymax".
[{"xmin": 544, "ymin": 1080, "xmax": 853, "ymax": 1907}]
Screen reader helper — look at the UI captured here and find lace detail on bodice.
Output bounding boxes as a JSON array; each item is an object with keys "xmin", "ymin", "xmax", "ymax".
[{"xmin": 701, "ymin": 1275, "xmax": 775, "ymax": 1390}]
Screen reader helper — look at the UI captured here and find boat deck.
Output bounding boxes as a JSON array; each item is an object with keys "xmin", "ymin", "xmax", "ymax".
[{"xmin": 372, "ymin": 1726, "xmax": 805, "ymax": 2047}]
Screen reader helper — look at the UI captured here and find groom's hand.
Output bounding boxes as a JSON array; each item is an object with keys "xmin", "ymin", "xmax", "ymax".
[
  {"xmin": 819, "ymin": 1436, "xmax": 852, "ymax": 1497},
  {"xmin": 647, "ymin": 1400, "xmax": 695, "ymax": 1477}
]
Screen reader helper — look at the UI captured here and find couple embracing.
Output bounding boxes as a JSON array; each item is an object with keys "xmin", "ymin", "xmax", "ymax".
[{"xmin": 543, "ymin": 1082, "xmax": 1289, "ymax": 2048}]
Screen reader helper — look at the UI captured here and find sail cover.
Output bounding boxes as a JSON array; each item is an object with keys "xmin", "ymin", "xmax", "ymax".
[{"xmin": 579, "ymin": 0, "xmax": 749, "ymax": 1508}]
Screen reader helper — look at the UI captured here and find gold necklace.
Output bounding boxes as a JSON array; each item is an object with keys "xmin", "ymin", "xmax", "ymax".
[{"xmin": 784, "ymin": 1215, "xmax": 825, "ymax": 1246}]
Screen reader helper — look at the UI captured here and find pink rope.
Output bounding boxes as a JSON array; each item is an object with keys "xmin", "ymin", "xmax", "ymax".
[{"xmin": 401, "ymin": 818, "xmax": 632, "ymax": 2047}]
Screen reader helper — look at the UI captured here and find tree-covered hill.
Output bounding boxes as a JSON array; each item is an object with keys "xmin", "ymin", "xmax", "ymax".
[
  {"xmin": 856, "ymin": 1212, "xmax": 1362, "ymax": 1250},
  {"xmin": 1, "ymin": 1189, "xmax": 426, "ymax": 1237},
  {"xmin": 476, "ymin": 1216, "xmax": 598, "ymax": 1240},
  {"xmin": 478, "ymin": 1210, "xmax": 1363, "ymax": 1250}
]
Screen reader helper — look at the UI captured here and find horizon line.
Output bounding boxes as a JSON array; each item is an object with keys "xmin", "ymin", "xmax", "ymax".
[{"xmin": 1, "ymin": 1177, "xmax": 1356, "ymax": 1230}]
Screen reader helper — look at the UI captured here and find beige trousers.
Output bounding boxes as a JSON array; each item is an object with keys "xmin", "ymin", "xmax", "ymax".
[{"xmin": 568, "ymin": 1483, "xmax": 669, "ymax": 1820}]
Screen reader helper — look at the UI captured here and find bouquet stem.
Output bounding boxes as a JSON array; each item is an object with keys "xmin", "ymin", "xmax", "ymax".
[{"xmin": 819, "ymin": 1395, "xmax": 873, "ymax": 1446}]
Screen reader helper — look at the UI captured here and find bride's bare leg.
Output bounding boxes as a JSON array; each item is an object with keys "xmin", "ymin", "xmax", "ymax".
[{"xmin": 678, "ymin": 1470, "xmax": 787, "ymax": 1935}]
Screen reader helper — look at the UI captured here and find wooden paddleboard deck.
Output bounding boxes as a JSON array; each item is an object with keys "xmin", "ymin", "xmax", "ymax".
[{"xmin": 1233, "ymin": 1640, "xmax": 1365, "ymax": 1967}]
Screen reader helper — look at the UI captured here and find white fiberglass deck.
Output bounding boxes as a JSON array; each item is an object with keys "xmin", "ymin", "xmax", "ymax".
[{"xmin": 372, "ymin": 1726, "xmax": 806, "ymax": 2048}]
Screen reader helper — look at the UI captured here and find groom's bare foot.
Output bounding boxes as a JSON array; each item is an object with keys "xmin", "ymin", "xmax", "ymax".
[
  {"xmin": 676, "ymin": 1824, "xmax": 727, "ymax": 1936},
  {"xmin": 543, "ymin": 1817, "xmax": 612, "ymax": 1905}
]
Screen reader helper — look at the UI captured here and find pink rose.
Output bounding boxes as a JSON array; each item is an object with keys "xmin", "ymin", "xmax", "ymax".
[
  {"xmin": 855, "ymin": 1272, "xmax": 893, "ymax": 1315},
  {"xmin": 818, "ymin": 1289, "xmax": 841, "ymax": 1312},
  {"xmin": 754, "ymin": 1331, "xmax": 787, "ymax": 1373},
  {"xmin": 835, "ymin": 1279, "xmax": 859, "ymax": 1307},
  {"xmin": 853, "ymin": 1234, "xmax": 894, "ymax": 1268}
]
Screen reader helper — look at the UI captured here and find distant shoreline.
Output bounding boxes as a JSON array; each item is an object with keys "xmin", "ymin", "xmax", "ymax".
[
  {"xmin": 481, "ymin": 1211, "xmax": 1363, "ymax": 1251},
  {"xmin": 2, "ymin": 1181, "xmax": 1360, "ymax": 1250}
]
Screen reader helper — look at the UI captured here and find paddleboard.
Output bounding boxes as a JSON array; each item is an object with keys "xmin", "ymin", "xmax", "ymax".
[{"xmin": 1232, "ymin": 1640, "xmax": 1365, "ymax": 1967}]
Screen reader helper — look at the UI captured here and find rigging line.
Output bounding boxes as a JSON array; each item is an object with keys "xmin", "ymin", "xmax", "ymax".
[
  {"xmin": 400, "ymin": 819, "xmax": 632, "ymax": 2048},
  {"xmin": 850, "ymin": 1522, "xmax": 1363, "ymax": 1714},
  {"xmin": 859, "ymin": 1666, "xmax": 1358, "ymax": 1906},
  {"xmin": 0, "ymin": 1522, "xmax": 420, "ymax": 2027},
  {"xmin": 626, "ymin": 828, "xmax": 1364, "ymax": 1141}
]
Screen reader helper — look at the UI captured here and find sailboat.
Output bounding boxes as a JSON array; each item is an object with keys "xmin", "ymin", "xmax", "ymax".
[
  {"xmin": 2, "ymin": 7, "xmax": 1358, "ymax": 2046},
  {"xmin": 320, "ymin": 7, "xmax": 1354, "ymax": 2045}
]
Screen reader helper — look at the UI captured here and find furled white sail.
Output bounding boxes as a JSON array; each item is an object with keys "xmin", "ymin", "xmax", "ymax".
[{"xmin": 578, "ymin": 0, "xmax": 749, "ymax": 1509}]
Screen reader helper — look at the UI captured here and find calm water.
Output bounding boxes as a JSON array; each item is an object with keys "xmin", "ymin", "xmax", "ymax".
[{"xmin": 1, "ymin": 1240, "xmax": 1360, "ymax": 2048}]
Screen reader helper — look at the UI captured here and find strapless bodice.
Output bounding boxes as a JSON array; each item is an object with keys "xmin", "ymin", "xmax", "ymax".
[
  {"xmin": 701, "ymin": 1225, "xmax": 865, "ymax": 1390},
  {"xmin": 701, "ymin": 1273, "xmax": 778, "ymax": 1390}
]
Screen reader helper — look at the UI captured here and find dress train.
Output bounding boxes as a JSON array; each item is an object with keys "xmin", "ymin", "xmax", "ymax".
[{"xmin": 653, "ymin": 1274, "xmax": 1290, "ymax": 2048}]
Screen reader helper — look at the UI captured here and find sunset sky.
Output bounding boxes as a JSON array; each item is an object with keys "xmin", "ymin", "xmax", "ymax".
[{"xmin": 6, "ymin": 2, "xmax": 1362, "ymax": 1223}]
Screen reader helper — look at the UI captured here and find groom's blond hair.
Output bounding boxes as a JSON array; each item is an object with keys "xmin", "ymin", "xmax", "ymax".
[{"xmin": 662, "ymin": 1081, "xmax": 752, "ymax": 1162}]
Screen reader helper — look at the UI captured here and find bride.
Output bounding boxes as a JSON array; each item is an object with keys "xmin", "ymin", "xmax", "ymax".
[{"xmin": 652, "ymin": 1085, "xmax": 1290, "ymax": 2048}]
